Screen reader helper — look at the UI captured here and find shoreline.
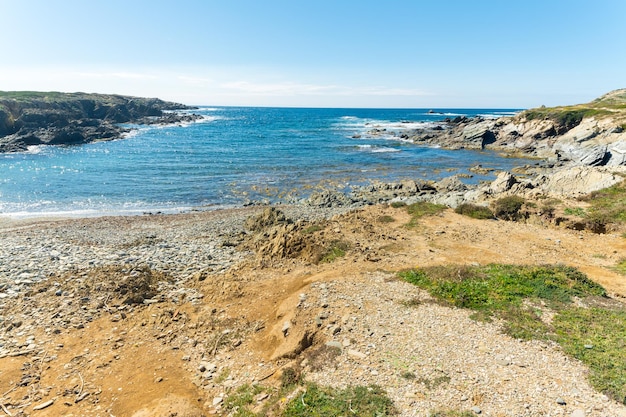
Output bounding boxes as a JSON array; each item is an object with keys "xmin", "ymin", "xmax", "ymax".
[{"xmin": 1, "ymin": 194, "xmax": 625, "ymax": 416}]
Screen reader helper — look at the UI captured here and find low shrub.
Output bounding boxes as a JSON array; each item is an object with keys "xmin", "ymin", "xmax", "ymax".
[
  {"xmin": 492, "ymin": 196, "xmax": 526, "ymax": 220},
  {"xmin": 406, "ymin": 201, "xmax": 447, "ymax": 227},
  {"xmin": 454, "ymin": 203, "xmax": 494, "ymax": 219},
  {"xmin": 319, "ymin": 240, "xmax": 349, "ymax": 263}
]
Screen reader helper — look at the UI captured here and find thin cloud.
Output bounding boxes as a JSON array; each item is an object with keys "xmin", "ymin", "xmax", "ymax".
[{"xmin": 219, "ymin": 80, "xmax": 431, "ymax": 97}]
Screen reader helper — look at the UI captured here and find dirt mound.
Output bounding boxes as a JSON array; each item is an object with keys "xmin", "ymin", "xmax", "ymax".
[{"xmin": 244, "ymin": 207, "xmax": 292, "ymax": 231}]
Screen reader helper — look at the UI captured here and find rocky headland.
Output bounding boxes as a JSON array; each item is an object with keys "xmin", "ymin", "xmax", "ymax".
[
  {"xmin": 0, "ymin": 91, "xmax": 202, "ymax": 152},
  {"xmin": 371, "ymin": 89, "xmax": 626, "ymax": 167}
]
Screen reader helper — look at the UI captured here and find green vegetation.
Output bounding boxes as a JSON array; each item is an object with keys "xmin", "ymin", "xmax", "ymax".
[
  {"xmin": 390, "ymin": 201, "xmax": 407, "ymax": 208},
  {"xmin": 223, "ymin": 384, "xmax": 267, "ymax": 417},
  {"xmin": 303, "ymin": 224, "xmax": 324, "ymax": 235},
  {"xmin": 378, "ymin": 215, "xmax": 396, "ymax": 223},
  {"xmin": 580, "ymin": 179, "xmax": 626, "ymax": 228},
  {"xmin": 522, "ymin": 89, "xmax": 626, "ymax": 128},
  {"xmin": 554, "ymin": 307, "xmax": 626, "ymax": 402},
  {"xmin": 283, "ymin": 383, "xmax": 397, "ymax": 416},
  {"xmin": 614, "ymin": 259, "xmax": 626, "ymax": 275},
  {"xmin": 454, "ymin": 203, "xmax": 494, "ymax": 219},
  {"xmin": 320, "ymin": 240, "xmax": 349, "ymax": 263},
  {"xmin": 405, "ymin": 201, "xmax": 447, "ymax": 227},
  {"xmin": 399, "ymin": 264, "xmax": 626, "ymax": 403},
  {"xmin": 524, "ymin": 107, "xmax": 611, "ymax": 129},
  {"xmin": 492, "ymin": 196, "xmax": 526, "ymax": 220},
  {"xmin": 564, "ymin": 207, "xmax": 586, "ymax": 217}
]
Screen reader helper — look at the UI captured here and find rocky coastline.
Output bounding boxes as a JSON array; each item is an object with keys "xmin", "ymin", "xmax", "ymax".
[
  {"xmin": 0, "ymin": 91, "xmax": 203, "ymax": 152},
  {"xmin": 367, "ymin": 89, "xmax": 626, "ymax": 168}
]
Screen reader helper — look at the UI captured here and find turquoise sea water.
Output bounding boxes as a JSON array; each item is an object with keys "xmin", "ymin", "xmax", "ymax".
[{"xmin": 0, "ymin": 107, "xmax": 528, "ymax": 217}]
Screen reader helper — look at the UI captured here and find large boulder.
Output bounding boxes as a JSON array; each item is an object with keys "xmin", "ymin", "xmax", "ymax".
[
  {"xmin": 461, "ymin": 120, "xmax": 497, "ymax": 148},
  {"xmin": 536, "ymin": 166, "xmax": 626, "ymax": 197}
]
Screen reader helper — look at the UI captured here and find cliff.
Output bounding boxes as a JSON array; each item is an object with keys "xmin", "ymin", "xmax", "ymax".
[
  {"xmin": 396, "ymin": 89, "xmax": 626, "ymax": 167},
  {"xmin": 0, "ymin": 91, "xmax": 200, "ymax": 152}
]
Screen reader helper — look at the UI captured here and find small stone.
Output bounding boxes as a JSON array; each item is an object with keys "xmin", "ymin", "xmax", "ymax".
[
  {"xmin": 471, "ymin": 406, "xmax": 482, "ymax": 414},
  {"xmin": 282, "ymin": 321, "xmax": 291, "ymax": 337},
  {"xmin": 325, "ymin": 341, "xmax": 342, "ymax": 350},
  {"xmin": 347, "ymin": 349, "xmax": 367, "ymax": 359},
  {"xmin": 584, "ymin": 344, "xmax": 593, "ymax": 349},
  {"xmin": 254, "ymin": 393, "xmax": 269, "ymax": 402},
  {"xmin": 460, "ymin": 395, "xmax": 468, "ymax": 401},
  {"xmin": 556, "ymin": 397, "xmax": 567, "ymax": 405},
  {"xmin": 55, "ymin": 289, "xmax": 63, "ymax": 296},
  {"xmin": 495, "ymin": 355, "xmax": 511, "ymax": 366},
  {"xmin": 212, "ymin": 396, "xmax": 223, "ymax": 406},
  {"xmin": 182, "ymin": 355, "xmax": 190, "ymax": 361},
  {"xmin": 154, "ymin": 376, "xmax": 163, "ymax": 383},
  {"xmin": 341, "ymin": 339, "xmax": 351, "ymax": 347},
  {"xmin": 571, "ymin": 410, "xmax": 585, "ymax": 417}
]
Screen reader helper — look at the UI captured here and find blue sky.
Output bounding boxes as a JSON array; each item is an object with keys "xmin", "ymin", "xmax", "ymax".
[{"xmin": 1, "ymin": 0, "xmax": 624, "ymax": 108}]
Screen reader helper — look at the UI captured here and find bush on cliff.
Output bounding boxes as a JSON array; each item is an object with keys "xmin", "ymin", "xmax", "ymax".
[
  {"xmin": 454, "ymin": 203, "xmax": 494, "ymax": 220},
  {"xmin": 405, "ymin": 201, "xmax": 447, "ymax": 227},
  {"xmin": 492, "ymin": 196, "xmax": 526, "ymax": 220},
  {"xmin": 580, "ymin": 179, "xmax": 626, "ymax": 230}
]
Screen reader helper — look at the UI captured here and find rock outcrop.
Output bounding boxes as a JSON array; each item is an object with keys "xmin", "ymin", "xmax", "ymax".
[
  {"xmin": 0, "ymin": 91, "xmax": 201, "ymax": 152},
  {"xmin": 382, "ymin": 89, "xmax": 626, "ymax": 167}
]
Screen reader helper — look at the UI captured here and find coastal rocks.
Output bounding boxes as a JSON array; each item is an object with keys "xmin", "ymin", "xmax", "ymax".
[
  {"xmin": 351, "ymin": 179, "xmax": 436, "ymax": 204},
  {"xmin": 244, "ymin": 207, "xmax": 292, "ymax": 231},
  {"xmin": 461, "ymin": 120, "xmax": 497, "ymax": 149},
  {"xmin": 307, "ymin": 190, "xmax": 353, "ymax": 208},
  {"xmin": 534, "ymin": 166, "xmax": 626, "ymax": 197},
  {"xmin": 0, "ymin": 92, "xmax": 201, "ymax": 152}
]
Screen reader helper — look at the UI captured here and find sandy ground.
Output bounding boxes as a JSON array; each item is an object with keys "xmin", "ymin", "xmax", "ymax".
[{"xmin": 0, "ymin": 205, "xmax": 625, "ymax": 416}]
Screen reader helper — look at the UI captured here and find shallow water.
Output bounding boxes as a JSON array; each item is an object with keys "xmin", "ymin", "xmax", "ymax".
[{"xmin": 0, "ymin": 107, "xmax": 527, "ymax": 217}]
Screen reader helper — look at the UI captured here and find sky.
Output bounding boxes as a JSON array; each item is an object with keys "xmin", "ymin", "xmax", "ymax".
[{"xmin": 0, "ymin": 0, "xmax": 624, "ymax": 108}]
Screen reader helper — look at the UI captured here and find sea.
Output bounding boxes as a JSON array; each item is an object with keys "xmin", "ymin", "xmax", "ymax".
[{"xmin": 0, "ymin": 107, "xmax": 529, "ymax": 218}]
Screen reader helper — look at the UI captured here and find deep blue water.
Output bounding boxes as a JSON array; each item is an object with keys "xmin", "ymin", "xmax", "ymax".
[{"xmin": 0, "ymin": 107, "xmax": 527, "ymax": 217}]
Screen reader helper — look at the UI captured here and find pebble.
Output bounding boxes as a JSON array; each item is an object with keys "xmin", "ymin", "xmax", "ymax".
[
  {"xmin": 556, "ymin": 397, "xmax": 567, "ymax": 405},
  {"xmin": 471, "ymin": 406, "xmax": 482, "ymax": 414},
  {"xmin": 325, "ymin": 341, "xmax": 342, "ymax": 350},
  {"xmin": 571, "ymin": 410, "xmax": 585, "ymax": 417}
]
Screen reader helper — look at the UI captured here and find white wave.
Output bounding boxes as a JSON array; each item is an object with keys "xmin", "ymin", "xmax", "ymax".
[
  {"xmin": 372, "ymin": 147, "xmax": 401, "ymax": 153},
  {"xmin": 357, "ymin": 144, "xmax": 372, "ymax": 149}
]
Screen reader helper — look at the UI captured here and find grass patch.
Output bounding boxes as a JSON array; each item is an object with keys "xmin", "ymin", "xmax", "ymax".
[
  {"xmin": 399, "ymin": 264, "xmax": 626, "ymax": 403},
  {"xmin": 614, "ymin": 259, "xmax": 626, "ymax": 275},
  {"xmin": 405, "ymin": 201, "xmax": 446, "ymax": 227},
  {"xmin": 378, "ymin": 215, "xmax": 396, "ymax": 223},
  {"xmin": 492, "ymin": 196, "xmax": 526, "ymax": 220},
  {"xmin": 390, "ymin": 201, "xmax": 407, "ymax": 208},
  {"xmin": 283, "ymin": 383, "xmax": 397, "ymax": 416},
  {"xmin": 303, "ymin": 224, "xmax": 323, "ymax": 234},
  {"xmin": 554, "ymin": 308, "xmax": 626, "ymax": 403},
  {"xmin": 454, "ymin": 203, "xmax": 494, "ymax": 220},
  {"xmin": 564, "ymin": 207, "xmax": 586, "ymax": 217},
  {"xmin": 579, "ymin": 179, "xmax": 626, "ymax": 228},
  {"xmin": 223, "ymin": 384, "xmax": 267, "ymax": 416},
  {"xmin": 319, "ymin": 240, "xmax": 349, "ymax": 263},
  {"xmin": 400, "ymin": 264, "xmax": 605, "ymax": 317}
]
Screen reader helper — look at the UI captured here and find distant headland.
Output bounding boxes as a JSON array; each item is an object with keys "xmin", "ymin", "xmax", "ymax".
[{"xmin": 0, "ymin": 91, "xmax": 201, "ymax": 152}]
